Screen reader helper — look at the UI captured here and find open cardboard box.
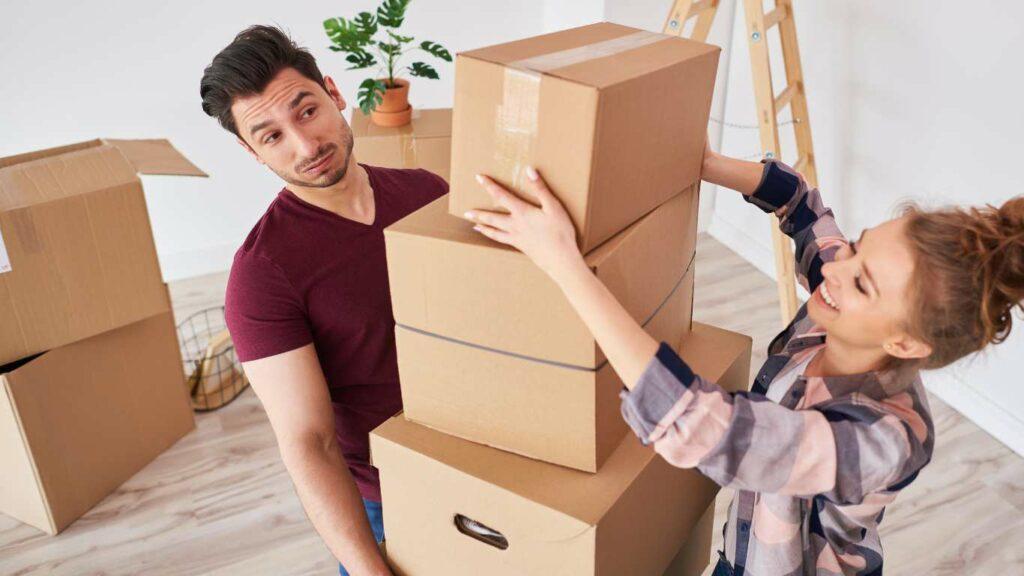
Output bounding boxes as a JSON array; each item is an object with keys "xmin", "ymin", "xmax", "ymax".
[
  {"xmin": 0, "ymin": 309, "xmax": 195, "ymax": 535},
  {"xmin": 370, "ymin": 322, "xmax": 752, "ymax": 576},
  {"xmin": 0, "ymin": 138, "xmax": 206, "ymax": 365}
]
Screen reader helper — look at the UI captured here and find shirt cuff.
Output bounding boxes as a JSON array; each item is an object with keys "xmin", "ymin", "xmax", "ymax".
[
  {"xmin": 743, "ymin": 159, "xmax": 798, "ymax": 213},
  {"xmin": 619, "ymin": 342, "xmax": 697, "ymax": 444}
]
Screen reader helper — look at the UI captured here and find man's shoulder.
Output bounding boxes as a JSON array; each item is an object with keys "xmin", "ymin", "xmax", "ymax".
[{"xmin": 365, "ymin": 164, "xmax": 447, "ymax": 201}]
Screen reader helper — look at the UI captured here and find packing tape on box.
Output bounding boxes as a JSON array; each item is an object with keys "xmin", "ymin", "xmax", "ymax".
[
  {"xmin": 493, "ymin": 30, "xmax": 670, "ymax": 194},
  {"xmin": 399, "ymin": 108, "xmax": 421, "ymax": 169},
  {"xmin": 395, "ymin": 251, "xmax": 695, "ymax": 372},
  {"xmin": 0, "ymin": 223, "xmax": 10, "ymax": 273}
]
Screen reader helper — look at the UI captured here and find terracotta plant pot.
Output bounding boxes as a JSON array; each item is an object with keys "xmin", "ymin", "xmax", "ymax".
[
  {"xmin": 371, "ymin": 78, "xmax": 412, "ymax": 126},
  {"xmin": 371, "ymin": 105, "xmax": 414, "ymax": 127}
]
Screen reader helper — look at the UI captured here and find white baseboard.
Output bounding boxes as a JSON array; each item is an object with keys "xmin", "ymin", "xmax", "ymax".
[
  {"xmin": 925, "ymin": 372, "xmax": 1024, "ymax": 457},
  {"xmin": 157, "ymin": 242, "xmax": 236, "ymax": 282}
]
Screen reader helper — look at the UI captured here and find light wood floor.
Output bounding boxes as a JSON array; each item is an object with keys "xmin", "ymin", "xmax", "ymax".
[{"xmin": 1, "ymin": 235, "xmax": 1021, "ymax": 575}]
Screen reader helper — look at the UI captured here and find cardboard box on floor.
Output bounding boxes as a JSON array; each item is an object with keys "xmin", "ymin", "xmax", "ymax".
[
  {"xmin": 352, "ymin": 108, "xmax": 452, "ymax": 181},
  {"xmin": 0, "ymin": 138, "xmax": 206, "ymax": 366},
  {"xmin": 0, "ymin": 308, "xmax": 195, "ymax": 535},
  {"xmin": 448, "ymin": 22, "xmax": 719, "ymax": 252},
  {"xmin": 370, "ymin": 322, "xmax": 751, "ymax": 576},
  {"xmin": 386, "ymin": 188, "xmax": 699, "ymax": 472}
]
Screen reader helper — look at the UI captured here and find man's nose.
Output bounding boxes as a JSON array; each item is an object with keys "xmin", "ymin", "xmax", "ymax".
[{"xmin": 294, "ymin": 132, "xmax": 321, "ymax": 159}]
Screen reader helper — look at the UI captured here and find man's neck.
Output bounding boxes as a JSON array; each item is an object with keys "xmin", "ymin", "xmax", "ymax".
[{"xmin": 289, "ymin": 155, "xmax": 375, "ymax": 224}]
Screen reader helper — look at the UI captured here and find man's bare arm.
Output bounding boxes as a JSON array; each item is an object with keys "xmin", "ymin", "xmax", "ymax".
[{"xmin": 242, "ymin": 344, "xmax": 390, "ymax": 576}]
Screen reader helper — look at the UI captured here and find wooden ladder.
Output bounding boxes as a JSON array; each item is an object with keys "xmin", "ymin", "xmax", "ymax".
[{"xmin": 664, "ymin": 0, "xmax": 818, "ymax": 325}]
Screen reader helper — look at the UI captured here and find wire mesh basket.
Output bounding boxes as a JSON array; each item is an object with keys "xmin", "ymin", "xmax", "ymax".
[{"xmin": 176, "ymin": 306, "xmax": 249, "ymax": 411}]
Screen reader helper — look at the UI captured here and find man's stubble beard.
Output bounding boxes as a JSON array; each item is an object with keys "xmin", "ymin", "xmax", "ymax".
[{"xmin": 273, "ymin": 130, "xmax": 355, "ymax": 189}]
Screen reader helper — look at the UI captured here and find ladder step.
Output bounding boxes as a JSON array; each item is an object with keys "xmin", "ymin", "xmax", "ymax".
[
  {"xmin": 689, "ymin": 0, "xmax": 716, "ymax": 15},
  {"xmin": 774, "ymin": 82, "xmax": 798, "ymax": 114},
  {"xmin": 764, "ymin": 5, "xmax": 788, "ymax": 30},
  {"xmin": 794, "ymin": 155, "xmax": 810, "ymax": 175}
]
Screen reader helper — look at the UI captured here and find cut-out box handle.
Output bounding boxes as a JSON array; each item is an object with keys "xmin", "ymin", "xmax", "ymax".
[{"xmin": 453, "ymin": 514, "xmax": 509, "ymax": 550}]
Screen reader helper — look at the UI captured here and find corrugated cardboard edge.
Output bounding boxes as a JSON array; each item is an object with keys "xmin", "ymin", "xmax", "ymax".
[
  {"xmin": 103, "ymin": 139, "xmax": 208, "ymax": 177},
  {"xmin": 0, "ymin": 375, "xmax": 56, "ymax": 534}
]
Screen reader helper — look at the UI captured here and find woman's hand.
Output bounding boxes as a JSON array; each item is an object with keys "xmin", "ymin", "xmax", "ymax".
[{"xmin": 463, "ymin": 166, "xmax": 585, "ymax": 281}]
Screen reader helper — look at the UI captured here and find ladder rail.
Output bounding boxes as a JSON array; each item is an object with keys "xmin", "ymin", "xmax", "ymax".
[
  {"xmin": 663, "ymin": 0, "xmax": 818, "ymax": 325},
  {"xmin": 742, "ymin": 0, "xmax": 801, "ymax": 323}
]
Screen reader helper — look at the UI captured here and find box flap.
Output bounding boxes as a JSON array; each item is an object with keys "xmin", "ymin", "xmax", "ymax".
[
  {"xmin": 353, "ymin": 108, "xmax": 452, "ymax": 140},
  {"xmin": 461, "ymin": 22, "xmax": 719, "ymax": 89},
  {"xmin": 0, "ymin": 139, "xmax": 104, "ymax": 170},
  {"xmin": 371, "ymin": 322, "xmax": 751, "ymax": 526},
  {"xmin": 0, "ymin": 144, "xmax": 140, "ymax": 212},
  {"xmin": 102, "ymin": 139, "xmax": 207, "ymax": 177}
]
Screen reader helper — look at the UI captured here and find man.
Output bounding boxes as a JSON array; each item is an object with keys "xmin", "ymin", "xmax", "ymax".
[{"xmin": 200, "ymin": 25, "xmax": 446, "ymax": 576}]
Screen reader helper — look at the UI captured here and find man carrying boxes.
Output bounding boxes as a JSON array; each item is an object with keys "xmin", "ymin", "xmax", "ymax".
[{"xmin": 199, "ymin": 25, "xmax": 446, "ymax": 576}]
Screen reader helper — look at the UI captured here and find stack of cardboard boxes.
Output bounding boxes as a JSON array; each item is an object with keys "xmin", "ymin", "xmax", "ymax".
[
  {"xmin": 372, "ymin": 23, "xmax": 753, "ymax": 575},
  {"xmin": 0, "ymin": 138, "xmax": 200, "ymax": 535}
]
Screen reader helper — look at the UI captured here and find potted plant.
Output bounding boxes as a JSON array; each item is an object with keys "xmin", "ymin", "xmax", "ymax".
[{"xmin": 324, "ymin": 0, "xmax": 451, "ymax": 127}]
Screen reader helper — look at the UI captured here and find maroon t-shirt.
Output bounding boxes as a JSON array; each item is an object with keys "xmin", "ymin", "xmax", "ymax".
[{"xmin": 225, "ymin": 164, "xmax": 447, "ymax": 501}]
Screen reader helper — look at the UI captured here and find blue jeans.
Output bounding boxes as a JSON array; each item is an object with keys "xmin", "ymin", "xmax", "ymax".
[
  {"xmin": 712, "ymin": 551, "xmax": 735, "ymax": 576},
  {"xmin": 338, "ymin": 498, "xmax": 385, "ymax": 576}
]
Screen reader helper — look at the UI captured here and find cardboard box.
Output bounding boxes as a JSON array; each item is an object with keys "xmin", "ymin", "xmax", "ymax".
[
  {"xmin": 370, "ymin": 322, "xmax": 751, "ymax": 576},
  {"xmin": 352, "ymin": 108, "xmax": 452, "ymax": 181},
  {"xmin": 448, "ymin": 22, "xmax": 719, "ymax": 252},
  {"xmin": 0, "ymin": 309, "xmax": 195, "ymax": 535},
  {"xmin": 387, "ymin": 188, "xmax": 699, "ymax": 472},
  {"xmin": 662, "ymin": 504, "xmax": 714, "ymax": 576},
  {"xmin": 0, "ymin": 138, "xmax": 206, "ymax": 365}
]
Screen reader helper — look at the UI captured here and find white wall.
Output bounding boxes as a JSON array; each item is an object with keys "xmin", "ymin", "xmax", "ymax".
[
  {"xmin": 707, "ymin": 1, "xmax": 1024, "ymax": 455},
  {"xmin": 0, "ymin": 0, "xmax": 543, "ymax": 281}
]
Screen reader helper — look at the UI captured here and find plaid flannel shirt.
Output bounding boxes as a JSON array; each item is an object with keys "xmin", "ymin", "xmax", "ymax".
[{"xmin": 621, "ymin": 160, "xmax": 934, "ymax": 576}]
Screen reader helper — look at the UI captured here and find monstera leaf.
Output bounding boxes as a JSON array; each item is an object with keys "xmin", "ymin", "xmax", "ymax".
[
  {"xmin": 376, "ymin": 0, "xmax": 411, "ymax": 28},
  {"xmin": 324, "ymin": 18, "xmax": 370, "ymax": 50},
  {"xmin": 358, "ymin": 78, "xmax": 387, "ymax": 115},
  {"xmin": 345, "ymin": 49, "xmax": 377, "ymax": 70},
  {"xmin": 420, "ymin": 40, "xmax": 451, "ymax": 62},
  {"xmin": 408, "ymin": 61, "xmax": 439, "ymax": 79}
]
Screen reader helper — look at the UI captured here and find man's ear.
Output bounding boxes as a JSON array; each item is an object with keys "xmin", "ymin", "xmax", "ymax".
[
  {"xmin": 236, "ymin": 137, "xmax": 263, "ymax": 165},
  {"xmin": 324, "ymin": 76, "xmax": 347, "ymax": 112},
  {"xmin": 885, "ymin": 333, "xmax": 933, "ymax": 361}
]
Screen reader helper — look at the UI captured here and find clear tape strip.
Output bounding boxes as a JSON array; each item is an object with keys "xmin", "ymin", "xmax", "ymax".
[
  {"xmin": 396, "ymin": 252, "xmax": 696, "ymax": 372},
  {"xmin": 493, "ymin": 30, "xmax": 671, "ymax": 194}
]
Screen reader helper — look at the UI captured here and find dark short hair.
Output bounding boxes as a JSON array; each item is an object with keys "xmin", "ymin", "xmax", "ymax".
[{"xmin": 200, "ymin": 25, "xmax": 328, "ymax": 137}]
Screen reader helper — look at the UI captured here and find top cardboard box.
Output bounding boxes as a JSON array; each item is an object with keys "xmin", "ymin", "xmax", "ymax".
[
  {"xmin": 448, "ymin": 22, "xmax": 720, "ymax": 252},
  {"xmin": 352, "ymin": 108, "xmax": 453, "ymax": 181},
  {"xmin": 0, "ymin": 138, "xmax": 206, "ymax": 365}
]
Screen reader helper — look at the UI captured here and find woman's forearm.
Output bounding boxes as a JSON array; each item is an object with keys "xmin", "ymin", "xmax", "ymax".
[
  {"xmin": 702, "ymin": 150, "xmax": 765, "ymax": 196},
  {"xmin": 552, "ymin": 256, "xmax": 659, "ymax": 390}
]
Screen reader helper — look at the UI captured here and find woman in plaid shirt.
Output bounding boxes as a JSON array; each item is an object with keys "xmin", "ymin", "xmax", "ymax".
[{"xmin": 464, "ymin": 144, "xmax": 1024, "ymax": 575}]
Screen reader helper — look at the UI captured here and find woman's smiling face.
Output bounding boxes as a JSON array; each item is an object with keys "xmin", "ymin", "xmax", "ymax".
[{"xmin": 807, "ymin": 215, "xmax": 931, "ymax": 362}]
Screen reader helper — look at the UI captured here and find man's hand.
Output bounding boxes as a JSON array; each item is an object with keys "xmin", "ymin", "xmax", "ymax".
[{"xmin": 463, "ymin": 167, "xmax": 585, "ymax": 282}]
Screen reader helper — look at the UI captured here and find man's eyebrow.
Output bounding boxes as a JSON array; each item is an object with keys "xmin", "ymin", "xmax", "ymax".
[
  {"xmin": 289, "ymin": 91, "xmax": 313, "ymax": 110},
  {"xmin": 248, "ymin": 92, "xmax": 315, "ymax": 138},
  {"xmin": 249, "ymin": 119, "xmax": 273, "ymax": 138},
  {"xmin": 857, "ymin": 229, "xmax": 880, "ymax": 296}
]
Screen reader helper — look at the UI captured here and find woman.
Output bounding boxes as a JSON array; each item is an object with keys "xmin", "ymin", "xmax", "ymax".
[{"xmin": 462, "ymin": 145, "xmax": 1024, "ymax": 576}]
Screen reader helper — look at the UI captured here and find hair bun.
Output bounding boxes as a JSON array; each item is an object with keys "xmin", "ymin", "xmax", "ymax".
[{"xmin": 963, "ymin": 196, "xmax": 1024, "ymax": 345}]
